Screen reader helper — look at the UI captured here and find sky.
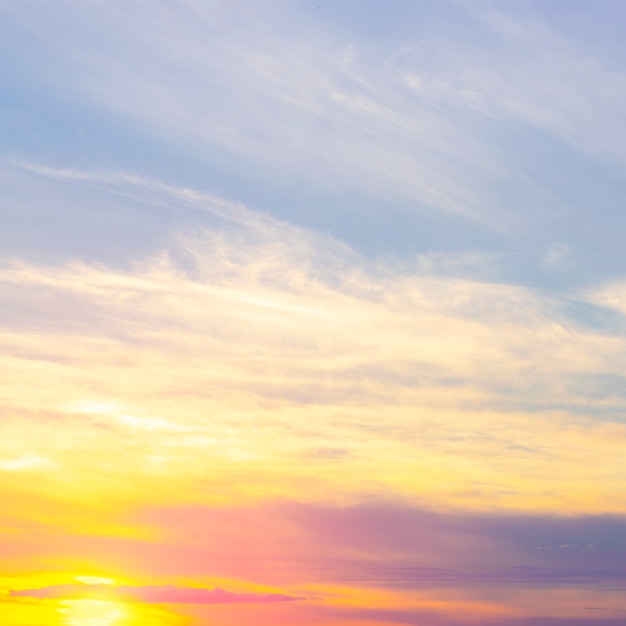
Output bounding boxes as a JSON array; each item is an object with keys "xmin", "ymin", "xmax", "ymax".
[{"xmin": 3, "ymin": 1, "xmax": 626, "ymax": 625}]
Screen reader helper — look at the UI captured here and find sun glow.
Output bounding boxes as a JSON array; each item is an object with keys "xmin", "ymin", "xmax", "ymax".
[
  {"xmin": 58, "ymin": 600, "xmax": 128, "ymax": 626},
  {"xmin": 75, "ymin": 577, "xmax": 116, "ymax": 586}
]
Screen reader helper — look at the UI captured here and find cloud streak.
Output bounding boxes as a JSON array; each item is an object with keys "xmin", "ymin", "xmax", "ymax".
[{"xmin": 9, "ymin": 583, "xmax": 304, "ymax": 604}]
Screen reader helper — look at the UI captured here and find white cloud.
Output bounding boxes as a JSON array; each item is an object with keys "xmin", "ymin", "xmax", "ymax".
[{"xmin": 0, "ymin": 454, "xmax": 52, "ymax": 472}]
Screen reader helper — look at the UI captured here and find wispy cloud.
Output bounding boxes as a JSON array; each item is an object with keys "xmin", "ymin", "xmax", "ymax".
[
  {"xmin": 8, "ymin": 1, "xmax": 626, "ymax": 231},
  {"xmin": 2, "ymin": 164, "xmax": 626, "ymax": 512},
  {"xmin": 9, "ymin": 583, "xmax": 304, "ymax": 604}
]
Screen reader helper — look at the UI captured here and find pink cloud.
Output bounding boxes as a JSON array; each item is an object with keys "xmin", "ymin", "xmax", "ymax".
[{"xmin": 9, "ymin": 583, "xmax": 305, "ymax": 604}]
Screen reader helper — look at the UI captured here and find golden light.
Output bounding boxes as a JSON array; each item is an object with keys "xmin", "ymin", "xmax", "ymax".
[
  {"xmin": 58, "ymin": 600, "xmax": 128, "ymax": 626},
  {"xmin": 74, "ymin": 577, "xmax": 116, "ymax": 586}
]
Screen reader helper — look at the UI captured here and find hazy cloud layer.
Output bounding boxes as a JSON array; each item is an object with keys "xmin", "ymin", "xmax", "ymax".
[{"xmin": 3, "ymin": 164, "xmax": 626, "ymax": 515}]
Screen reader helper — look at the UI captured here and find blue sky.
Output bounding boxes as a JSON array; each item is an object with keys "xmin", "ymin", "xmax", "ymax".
[{"xmin": 4, "ymin": 0, "xmax": 626, "ymax": 285}]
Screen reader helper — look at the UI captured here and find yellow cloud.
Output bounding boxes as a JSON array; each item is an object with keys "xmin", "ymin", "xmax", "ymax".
[{"xmin": 2, "ymin": 166, "xmax": 626, "ymax": 516}]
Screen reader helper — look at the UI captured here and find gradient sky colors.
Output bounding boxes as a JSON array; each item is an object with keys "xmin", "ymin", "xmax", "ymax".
[{"xmin": 3, "ymin": 1, "xmax": 626, "ymax": 625}]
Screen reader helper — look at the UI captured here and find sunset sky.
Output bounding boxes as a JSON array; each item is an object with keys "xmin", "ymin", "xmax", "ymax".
[{"xmin": 3, "ymin": 1, "xmax": 626, "ymax": 625}]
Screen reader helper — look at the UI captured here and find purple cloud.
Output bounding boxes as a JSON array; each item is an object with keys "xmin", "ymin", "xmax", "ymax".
[
  {"xmin": 9, "ymin": 583, "xmax": 305, "ymax": 604},
  {"xmin": 273, "ymin": 502, "xmax": 626, "ymax": 588},
  {"xmin": 341, "ymin": 564, "xmax": 626, "ymax": 586}
]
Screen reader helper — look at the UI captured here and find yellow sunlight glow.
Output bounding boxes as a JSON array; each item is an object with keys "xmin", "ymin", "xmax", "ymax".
[
  {"xmin": 58, "ymin": 600, "xmax": 128, "ymax": 626},
  {"xmin": 74, "ymin": 577, "xmax": 116, "ymax": 586}
]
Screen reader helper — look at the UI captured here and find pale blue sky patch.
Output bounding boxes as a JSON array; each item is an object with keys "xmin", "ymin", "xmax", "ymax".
[{"xmin": 3, "ymin": 2, "xmax": 626, "ymax": 301}]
